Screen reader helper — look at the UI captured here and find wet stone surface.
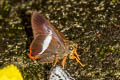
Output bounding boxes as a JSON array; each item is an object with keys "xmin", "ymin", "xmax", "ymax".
[{"xmin": 0, "ymin": 0, "xmax": 120, "ymax": 80}]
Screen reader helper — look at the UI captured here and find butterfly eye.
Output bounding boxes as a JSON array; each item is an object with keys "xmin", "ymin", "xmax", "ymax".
[{"xmin": 69, "ymin": 47, "xmax": 73, "ymax": 50}]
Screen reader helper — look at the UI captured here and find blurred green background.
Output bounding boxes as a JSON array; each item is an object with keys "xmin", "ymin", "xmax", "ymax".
[{"xmin": 0, "ymin": 0, "xmax": 120, "ymax": 80}]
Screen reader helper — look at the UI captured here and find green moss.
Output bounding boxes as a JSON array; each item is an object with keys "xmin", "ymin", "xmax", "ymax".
[{"xmin": 8, "ymin": 33, "xmax": 15, "ymax": 37}]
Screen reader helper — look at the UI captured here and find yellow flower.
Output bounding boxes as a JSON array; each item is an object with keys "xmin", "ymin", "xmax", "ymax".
[{"xmin": 0, "ymin": 64, "xmax": 23, "ymax": 80}]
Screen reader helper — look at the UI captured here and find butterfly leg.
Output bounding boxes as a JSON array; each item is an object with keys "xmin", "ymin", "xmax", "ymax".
[
  {"xmin": 70, "ymin": 55, "xmax": 85, "ymax": 67},
  {"xmin": 53, "ymin": 57, "xmax": 58, "ymax": 67},
  {"xmin": 72, "ymin": 48, "xmax": 80, "ymax": 60},
  {"xmin": 61, "ymin": 56, "xmax": 67, "ymax": 69}
]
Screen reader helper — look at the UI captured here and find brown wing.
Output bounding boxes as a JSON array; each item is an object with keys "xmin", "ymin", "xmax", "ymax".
[
  {"xmin": 32, "ymin": 12, "xmax": 65, "ymax": 48},
  {"xmin": 38, "ymin": 38, "xmax": 65, "ymax": 63},
  {"xmin": 30, "ymin": 34, "xmax": 65, "ymax": 63},
  {"xmin": 31, "ymin": 12, "xmax": 49, "ymax": 38},
  {"xmin": 28, "ymin": 12, "xmax": 67, "ymax": 61},
  {"xmin": 30, "ymin": 34, "xmax": 47, "ymax": 56}
]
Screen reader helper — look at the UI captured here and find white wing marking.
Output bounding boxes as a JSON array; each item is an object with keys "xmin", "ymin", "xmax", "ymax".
[{"xmin": 38, "ymin": 30, "xmax": 52, "ymax": 54}]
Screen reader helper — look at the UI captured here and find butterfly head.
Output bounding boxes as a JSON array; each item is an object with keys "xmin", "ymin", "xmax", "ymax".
[
  {"xmin": 66, "ymin": 41, "xmax": 85, "ymax": 67},
  {"xmin": 64, "ymin": 41, "xmax": 78, "ymax": 57},
  {"xmin": 69, "ymin": 44, "xmax": 78, "ymax": 55}
]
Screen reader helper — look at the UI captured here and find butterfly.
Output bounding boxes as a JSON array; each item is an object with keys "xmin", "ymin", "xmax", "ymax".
[{"xmin": 28, "ymin": 12, "xmax": 84, "ymax": 68}]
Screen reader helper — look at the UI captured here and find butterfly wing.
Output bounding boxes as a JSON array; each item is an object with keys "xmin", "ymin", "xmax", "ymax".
[
  {"xmin": 30, "ymin": 34, "xmax": 47, "ymax": 56},
  {"xmin": 30, "ymin": 33, "xmax": 65, "ymax": 63},
  {"xmin": 31, "ymin": 13, "xmax": 49, "ymax": 38},
  {"xmin": 28, "ymin": 12, "xmax": 67, "ymax": 62},
  {"xmin": 32, "ymin": 13, "xmax": 66, "ymax": 47}
]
